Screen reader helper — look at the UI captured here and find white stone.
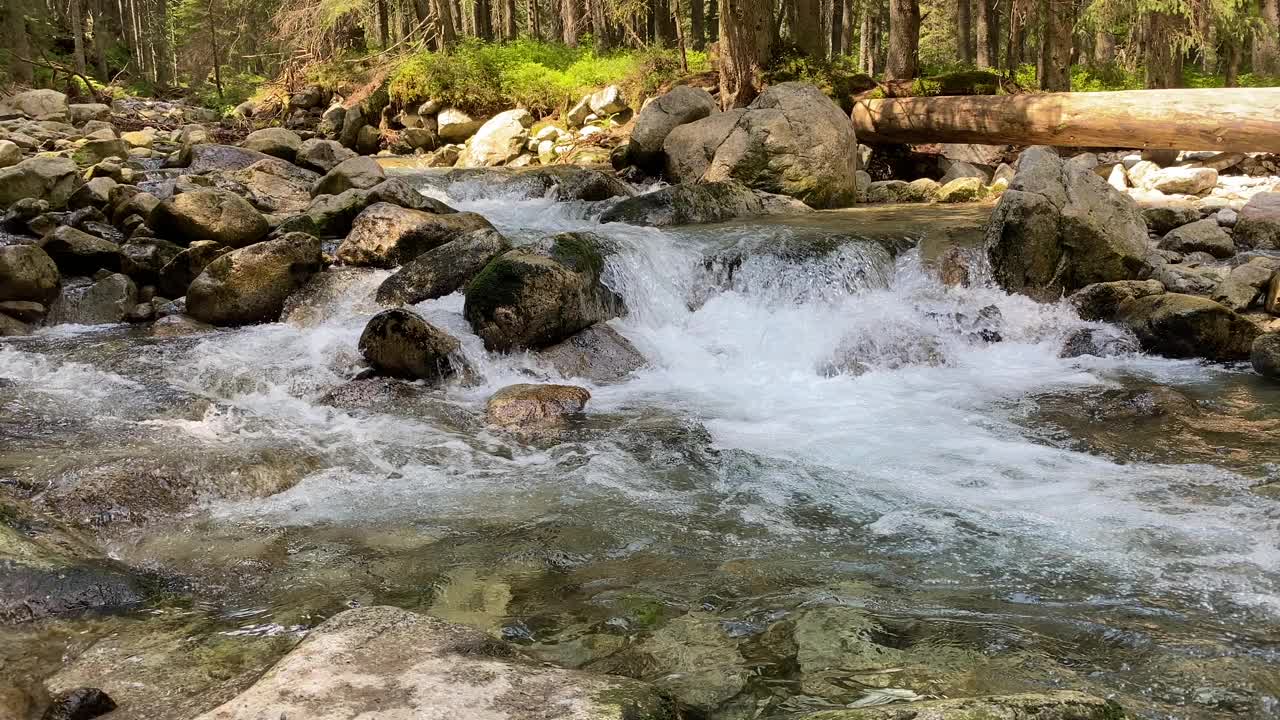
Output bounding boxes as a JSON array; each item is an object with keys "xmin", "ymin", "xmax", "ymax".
[
  {"xmin": 587, "ymin": 85, "xmax": 628, "ymax": 115},
  {"xmin": 1107, "ymin": 163, "xmax": 1129, "ymax": 191},
  {"xmin": 579, "ymin": 125, "xmax": 603, "ymax": 138},
  {"xmin": 0, "ymin": 139, "xmax": 20, "ymax": 168},
  {"xmin": 437, "ymin": 107, "xmax": 486, "ymax": 143},
  {"xmin": 457, "ymin": 109, "xmax": 533, "ymax": 168}
]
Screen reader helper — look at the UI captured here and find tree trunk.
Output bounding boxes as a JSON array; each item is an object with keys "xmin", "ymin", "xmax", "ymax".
[
  {"xmin": 885, "ymin": 0, "xmax": 919, "ymax": 80},
  {"xmin": 1093, "ymin": 30, "xmax": 1115, "ymax": 64},
  {"xmin": 718, "ymin": 0, "xmax": 773, "ymax": 108},
  {"xmin": 502, "ymin": 0, "xmax": 517, "ymax": 38},
  {"xmin": 706, "ymin": 0, "xmax": 718, "ymax": 42},
  {"xmin": 4, "ymin": 0, "xmax": 34, "ymax": 84},
  {"xmin": 590, "ymin": 0, "xmax": 612, "ymax": 51},
  {"xmin": 957, "ymin": 0, "xmax": 972, "ymax": 65},
  {"xmin": 70, "ymin": 0, "xmax": 87, "ymax": 76},
  {"xmin": 1255, "ymin": 0, "xmax": 1279, "ymax": 75},
  {"xmin": 852, "ymin": 88, "xmax": 1280, "ymax": 151},
  {"xmin": 655, "ymin": 0, "xmax": 676, "ymax": 44},
  {"xmin": 831, "ymin": 0, "xmax": 843, "ymax": 55},
  {"xmin": 1006, "ymin": 0, "xmax": 1029, "ymax": 71},
  {"xmin": 840, "ymin": 0, "xmax": 855, "ymax": 54},
  {"xmin": 975, "ymin": 0, "xmax": 995, "ymax": 67},
  {"xmin": 1037, "ymin": 0, "xmax": 1071, "ymax": 91},
  {"xmin": 527, "ymin": 0, "xmax": 539, "ymax": 37},
  {"xmin": 474, "ymin": 0, "xmax": 493, "ymax": 39},
  {"xmin": 858, "ymin": 0, "xmax": 878, "ymax": 74},
  {"xmin": 152, "ymin": 0, "xmax": 170, "ymax": 86},
  {"xmin": 793, "ymin": 0, "xmax": 827, "ymax": 58},
  {"xmin": 1144, "ymin": 11, "xmax": 1184, "ymax": 88},
  {"xmin": 691, "ymin": 0, "xmax": 704, "ymax": 48},
  {"xmin": 562, "ymin": 0, "xmax": 579, "ymax": 44},
  {"xmin": 207, "ymin": 0, "xmax": 222, "ymax": 101},
  {"xmin": 1224, "ymin": 38, "xmax": 1242, "ymax": 87}
]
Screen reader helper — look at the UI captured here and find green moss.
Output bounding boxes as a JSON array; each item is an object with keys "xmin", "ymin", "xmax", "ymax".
[
  {"xmin": 463, "ymin": 254, "xmax": 526, "ymax": 318},
  {"xmin": 550, "ymin": 233, "xmax": 606, "ymax": 277}
]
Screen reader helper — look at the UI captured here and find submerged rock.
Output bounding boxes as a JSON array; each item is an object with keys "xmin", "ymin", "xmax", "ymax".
[
  {"xmin": 987, "ymin": 146, "xmax": 1151, "ymax": 300},
  {"xmin": 798, "ymin": 690, "xmax": 1124, "ymax": 720},
  {"xmin": 639, "ymin": 611, "xmax": 747, "ymax": 711},
  {"xmin": 358, "ymin": 308, "xmax": 461, "ymax": 382},
  {"xmin": 538, "ymin": 324, "xmax": 647, "ymax": 383},
  {"xmin": 186, "ymin": 233, "xmax": 323, "ymax": 326},
  {"xmin": 794, "ymin": 606, "xmax": 902, "ymax": 698},
  {"xmin": 1252, "ymin": 333, "xmax": 1280, "ymax": 380},
  {"xmin": 38, "ymin": 687, "xmax": 117, "ymax": 720},
  {"xmin": 1059, "ymin": 326, "xmax": 1141, "ymax": 358},
  {"xmin": 1115, "ymin": 292, "xmax": 1261, "ymax": 362},
  {"xmin": 599, "ymin": 180, "xmax": 810, "ymax": 226},
  {"xmin": 424, "ymin": 166, "xmax": 633, "ymax": 202},
  {"xmin": 336, "ymin": 202, "xmax": 493, "ymax": 268},
  {"xmin": 375, "ymin": 228, "xmax": 510, "ymax": 305},
  {"xmin": 190, "ymin": 606, "xmax": 674, "ymax": 720},
  {"xmin": 485, "ymin": 383, "xmax": 591, "ymax": 428},
  {"xmin": 464, "ymin": 232, "xmax": 623, "ymax": 352}
]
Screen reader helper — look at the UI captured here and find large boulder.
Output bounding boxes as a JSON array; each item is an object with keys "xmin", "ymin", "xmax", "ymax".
[
  {"xmin": 38, "ymin": 226, "xmax": 120, "ymax": 274},
  {"xmin": 485, "ymin": 383, "xmax": 591, "ymax": 429},
  {"xmin": 1068, "ymin": 279, "xmax": 1165, "ymax": 321},
  {"xmin": 358, "ymin": 308, "xmax": 461, "ymax": 381},
  {"xmin": 1157, "ymin": 218, "xmax": 1236, "ymax": 258},
  {"xmin": 1, "ymin": 89, "xmax": 69, "ymax": 120},
  {"xmin": 288, "ymin": 179, "xmax": 457, "ymax": 238},
  {"xmin": 0, "ymin": 245, "xmax": 60, "ymax": 304},
  {"xmin": 599, "ymin": 181, "xmax": 810, "ymax": 226},
  {"xmin": 662, "ymin": 82, "xmax": 859, "ymax": 208},
  {"xmin": 119, "ymin": 237, "xmax": 184, "ymax": 283},
  {"xmin": 46, "ymin": 273, "xmax": 137, "ymax": 325},
  {"xmin": 437, "ymin": 107, "xmax": 485, "ymax": 142},
  {"xmin": 173, "ymin": 144, "xmax": 274, "ymax": 173},
  {"xmin": 1252, "ymin": 333, "xmax": 1280, "ymax": 380},
  {"xmin": 226, "ymin": 158, "xmax": 319, "ymax": 215},
  {"xmin": 628, "ymin": 85, "xmax": 718, "ymax": 170},
  {"xmin": 336, "ymin": 203, "xmax": 493, "ymax": 268},
  {"xmin": 190, "ymin": 606, "xmax": 673, "ymax": 720},
  {"xmin": 156, "ymin": 240, "xmax": 232, "ymax": 298},
  {"xmin": 1115, "ymin": 292, "xmax": 1261, "ymax": 362},
  {"xmin": 294, "ymin": 138, "xmax": 357, "ymax": 174},
  {"xmin": 457, "ymin": 109, "xmax": 533, "ymax": 168},
  {"xmin": 987, "ymin": 146, "xmax": 1152, "ymax": 301},
  {"xmin": 311, "ymin": 156, "xmax": 385, "ymax": 197},
  {"xmin": 152, "ymin": 189, "xmax": 269, "ymax": 247},
  {"xmin": 68, "ymin": 102, "xmax": 112, "ymax": 124},
  {"xmin": 185, "ymin": 233, "xmax": 323, "ymax": 326},
  {"xmin": 0, "ymin": 156, "xmax": 82, "ymax": 209},
  {"xmin": 1234, "ymin": 191, "xmax": 1280, "ymax": 250},
  {"xmin": 376, "ymin": 228, "xmax": 510, "ymax": 305},
  {"xmin": 537, "ymin": 324, "xmax": 647, "ymax": 383},
  {"xmin": 1142, "ymin": 201, "xmax": 1201, "ymax": 235},
  {"xmin": 464, "ymin": 232, "xmax": 622, "ymax": 352},
  {"xmin": 797, "ymin": 691, "xmax": 1122, "ymax": 720},
  {"xmin": 242, "ymin": 127, "xmax": 302, "ymax": 162}
]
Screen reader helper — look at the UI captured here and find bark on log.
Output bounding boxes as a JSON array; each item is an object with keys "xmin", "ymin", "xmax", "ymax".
[{"xmin": 851, "ymin": 88, "xmax": 1280, "ymax": 152}]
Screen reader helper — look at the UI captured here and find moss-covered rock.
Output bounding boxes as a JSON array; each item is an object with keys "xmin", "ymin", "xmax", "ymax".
[
  {"xmin": 1115, "ymin": 293, "xmax": 1261, "ymax": 362},
  {"xmin": 375, "ymin": 228, "xmax": 510, "ymax": 305},
  {"xmin": 185, "ymin": 233, "xmax": 323, "ymax": 326}
]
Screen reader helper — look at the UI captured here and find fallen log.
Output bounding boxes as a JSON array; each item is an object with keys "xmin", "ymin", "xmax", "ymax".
[{"xmin": 851, "ymin": 87, "xmax": 1280, "ymax": 152}]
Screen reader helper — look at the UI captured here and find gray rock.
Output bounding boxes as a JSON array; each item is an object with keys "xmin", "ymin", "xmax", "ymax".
[
  {"xmin": 355, "ymin": 124, "xmax": 381, "ymax": 155},
  {"xmin": 1143, "ymin": 201, "xmax": 1202, "ymax": 235},
  {"xmin": 0, "ymin": 156, "xmax": 82, "ymax": 209},
  {"xmin": 1068, "ymin": 279, "xmax": 1165, "ymax": 321},
  {"xmin": 939, "ymin": 158, "xmax": 989, "ymax": 184},
  {"xmin": 864, "ymin": 179, "xmax": 936, "ymax": 203},
  {"xmin": 190, "ymin": 606, "xmax": 674, "ymax": 720},
  {"xmin": 538, "ymin": 324, "xmax": 646, "ymax": 383},
  {"xmin": 317, "ymin": 104, "xmax": 346, "ymax": 137},
  {"xmin": 1059, "ymin": 326, "xmax": 1141, "ymax": 358},
  {"xmin": 186, "ymin": 232, "xmax": 323, "ymax": 326},
  {"xmin": 312, "ymin": 156, "xmax": 385, "ymax": 197},
  {"xmin": 1158, "ymin": 218, "xmax": 1236, "ymax": 258},
  {"xmin": 289, "ymin": 179, "xmax": 457, "ymax": 238},
  {"xmin": 336, "ymin": 202, "xmax": 493, "ymax": 268},
  {"xmin": 987, "ymin": 146, "xmax": 1151, "ymax": 300},
  {"xmin": 1116, "ymin": 292, "xmax": 1261, "ymax": 362},
  {"xmin": 226, "ymin": 158, "xmax": 319, "ymax": 215},
  {"xmin": 458, "ymin": 109, "xmax": 532, "ymax": 168},
  {"xmin": 72, "ymin": 138, "xmax": 128, "ymax": 165},
  {"xmin": 242, "ymin": 127, "xmax": 302, "ymax": 161},
  {"xmin": 0, "ymin": 89, "xmax": 69, "ymax": 120},
  {"xmin": 376, "ymin": 228, "xmax": 510, "ymax": 305},
  {"xmin": 486, "ymin": 383, "xmax": 591, "ymax": 428},
  {"xmin": 119, "ymin": 237, "xmax": 184, "ymax": 283},
  {"xmin": 0, "ymin": 245, "xmax": 60, "ymax": 304},
  {"xmin": 150, "ymin": 313, "xmax": 216, "ymax": 337},
  {"xmin": 662, "ymin": 82, "xmax": 859, "ymax": 208},
  {"xmin": 338, "ymin": 105, "xmax": 366, "ymax": 148},
  {"xmin": 39, "ymin": 225, "xmax": 120, "ymax": 274},
  {"xmin": 295, "ymin": 138, "xmax": 357, "ymax": 173},
  {"xmin": 628, "ymin": 85, "xmax": 717, "ymax": 169},
  {"xmin": 67, "ymin": 176, "xmax": 117, "ymax": 210},
  {"xmin": 1151, "ymin": 260, "xmax": 1225, "ymax": 295},
  {"xmin": 437, "ymin": 107, "xmax": 485, "ymax": 142},
  {"xmin": 358, "ymin": 308, "xmax": 461, "ymax": 381},
  {"xmin": 1252, "ymin": 333, "xmax": 1280, "ymax": 380},
  {"xmin": 152, "ymin": 189, "xmax": 269, "ymax": 248},
  {"xmin": 464, "ymin": 232, "xmax": 623, "ymax": 352},
  {"xmin": 1132, "ymin": 164, "xmax": 1218, "ymax": 195},
  {"xmin": 0, "ymin": 139, "xmax": 21, "ymax": 168},
  {"xmin": 46, "ymin": 273, "xmax": 137, "ymax": 325},
  {"xmin": 588, "ymin": 85, "xmax": 628, "ymax": 115},
  {"xmin": 599, "ymin": 180, "xmax": 810, "ymax": 226},
  {"xmin": 429, "ymin": 166, "xmax": 633, "ymax": 202},
  {"xmin": 1234, "ymin": 191, "xmax": 1280, "ymax": 250},
  {"xmin": 173, "ymin": 143, "xmax": 273, "ymax": 173}
]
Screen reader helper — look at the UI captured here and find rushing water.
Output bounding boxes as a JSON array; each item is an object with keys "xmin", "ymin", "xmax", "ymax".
[{"xmin": 3, "ymin": 176, "xmax": 1280, "ymax": 718}]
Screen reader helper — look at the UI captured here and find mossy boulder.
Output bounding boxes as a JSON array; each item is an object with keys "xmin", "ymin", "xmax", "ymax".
[
  {"xmin": 1115, "ymin": 292, "xmax": 1261, "ymax": 362},
  {"xmin": 0, "ymin": 156, "xmax": 82, "ymax": 209},
  {"xmin": 463, "ymin": 232, "xmax": 623, "ymax": 352},
  {"xmin": 376, "ymin": 228, "xmax": 510, "ymax": 305},
  {"xmin": 358, "ymin": 308, "xmax": 461, "ymax": 382},
  {"xmin": 185, "ymin": 233, "xmax": 323, "ymax": 326}
]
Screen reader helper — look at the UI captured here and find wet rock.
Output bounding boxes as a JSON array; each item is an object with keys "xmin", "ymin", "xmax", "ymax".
[
  {"xmin": 45, "ymin": 273, "xmax": 137, "ymax": 325},
  {"xmin": 1252, "ymin": 333, "xmax": 1280, "ymax": 380},
  {"xmin": 464, "ymin": 232, "xmax": 623, "ymax": 352},
  {"xmin": 1150, "ymin": 260, "xmax": 1225, "ymax": 296},
  {"xmin": 1068, "ymin": 280, "xmax": 1165, "ymax": 322},
  {"xmin": 150, "ymin": 314, "xmax": 215, "ymax": 337},
  {"xmin": 864, "ymin": 179, "xmax": 935, "ymax": 203},
  {"xmin": 628, "ymin": 85, "xmax": 718, "ymax": 170},
  {"xmin": 156, "ymin": 240, "xmax": 231, "ymax": 298},
  {"xmin": 0, "ymin": 300, "xmax": 46, "ymax": 322},
  {"xmin": 0, "ymin": 156, "xmax": 82, "ymax": 209},
  {"xmin": 72, "ymin": 138, "xmax": 128, "ymax": 166},
  {"xmin": 1143, "ymin": 201, "xmax": 1202, "ymax": 235},
  {"xmin": 358, "ymin": 308, "xmax": 461, "ymax": 382},
  {"xmin": 294, "ymin": 138, "xmax": 357, "ymax": 174},
  {"xmin": 485, "ymin": 383, "xmax": 590, "ymax": 428},
  {"xmin": 798, "ymin": 690, "xmax": 1124, "ymax": 720},
  {"xmin": 152, "ymin": 189, "xmax": 269, "ymax": 248},
  {"xmin": 38, "ymin": 226, "xmax": 120, "ymax": 274},
  {"xmin": 457, "ymin": 109, "xmax": 533, "ymax": 168},
  {"xmin": 794, "ymin": 606, "xmax": 902, "ymax": 698},
  {"xmin": 0, "ymin": 245, "xmax": 60, "ymax": 304},
  {"xmin": 437, "ymin": 107, "xmax": 485, "ymax": 142},
  {"xmin": 336, "ymin": 202, "xmax": 493, "ymax": 268},
  {"xmin": 224, "ymin": 158, "xmax": 319, "ymax": 216},
  {"xmin": 1, "ymin": 89, "xmax": 69, "ymax": 120},
  {"xmin": 39, "ymin": 687, "xmax": 116, "ymax": 720},
  {"xmin": 67, "ymin": 177, "xmax": 117, "ymax": 210},
  {"xmin": 191, "ymin": 606, "xmax": 673, "ymax": 720},
  {"xmin": 430, "ymin": 166, "xmax": 633, "ymax": 201},
  {"xmin": 355, "ymin": 124, "xmax": 381, "ymax": 155},
  {"xmin": 186, "ymin": 232, "xmax": 323, "ymax": 326},
  {"xmin": 538, "ymin": 324, "xmax": 646, "ymax": 383},
  {"xmin": 173, "ymin": 143, "xmax": 273, "ymax": 173},
  {"xmin": 935, "ymin": 176, "xmax": 987, "ymax": 203},
  {"xmin": 1116, "ymin": 292, "xmax": 1261, "ymax": 362},
  {"xmin": 599, "ymin": 180, "xmax": 810, "ymax": 226},
  {"xmin": 242, "ymin": 127, "xmax": 302, "ymax": 162},
  {"xmin": 1234, "ymin": 191, "xmax": 1280, "ymax": 250},
  {"xmin": 376, "ymin": 228, "xmax": 510, "ymax": 305},
  {"xmin": 1158, "ymin": 219, "xmax": 1235, "ymax": 259},
  {"xmin": 663, "ymin": 82, "xmax": 859, "ymax": 208},
  {"xmin": 119, "ymin": 237, "xmax": 183, "ymax": 283},
  {"xmin": 1059, "ymin": 325, "xmax": 1141, "ymax": 358},
  {"xmin": 288, "ymin": 179, "xmax": 456, "ymax": 238},
  {"xmin": 311, "ymin": 156, "xmax": 385, "ymax": 197},
  {"xmin": 987, "ymin": 146, "xmax": 1151, "ymax": 301},
  {"xmin": 638, "ymin": 611, "xmax": 746, "ymax": 711},
  {"xmin": 0, "ymin": 314, "xmax": 30, "ymax": 336}
]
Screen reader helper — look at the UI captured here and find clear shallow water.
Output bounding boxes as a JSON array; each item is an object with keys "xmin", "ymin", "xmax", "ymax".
[{"xmin": 3, "ymin": 181, "xmax": 1280, "ymax": 718}]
